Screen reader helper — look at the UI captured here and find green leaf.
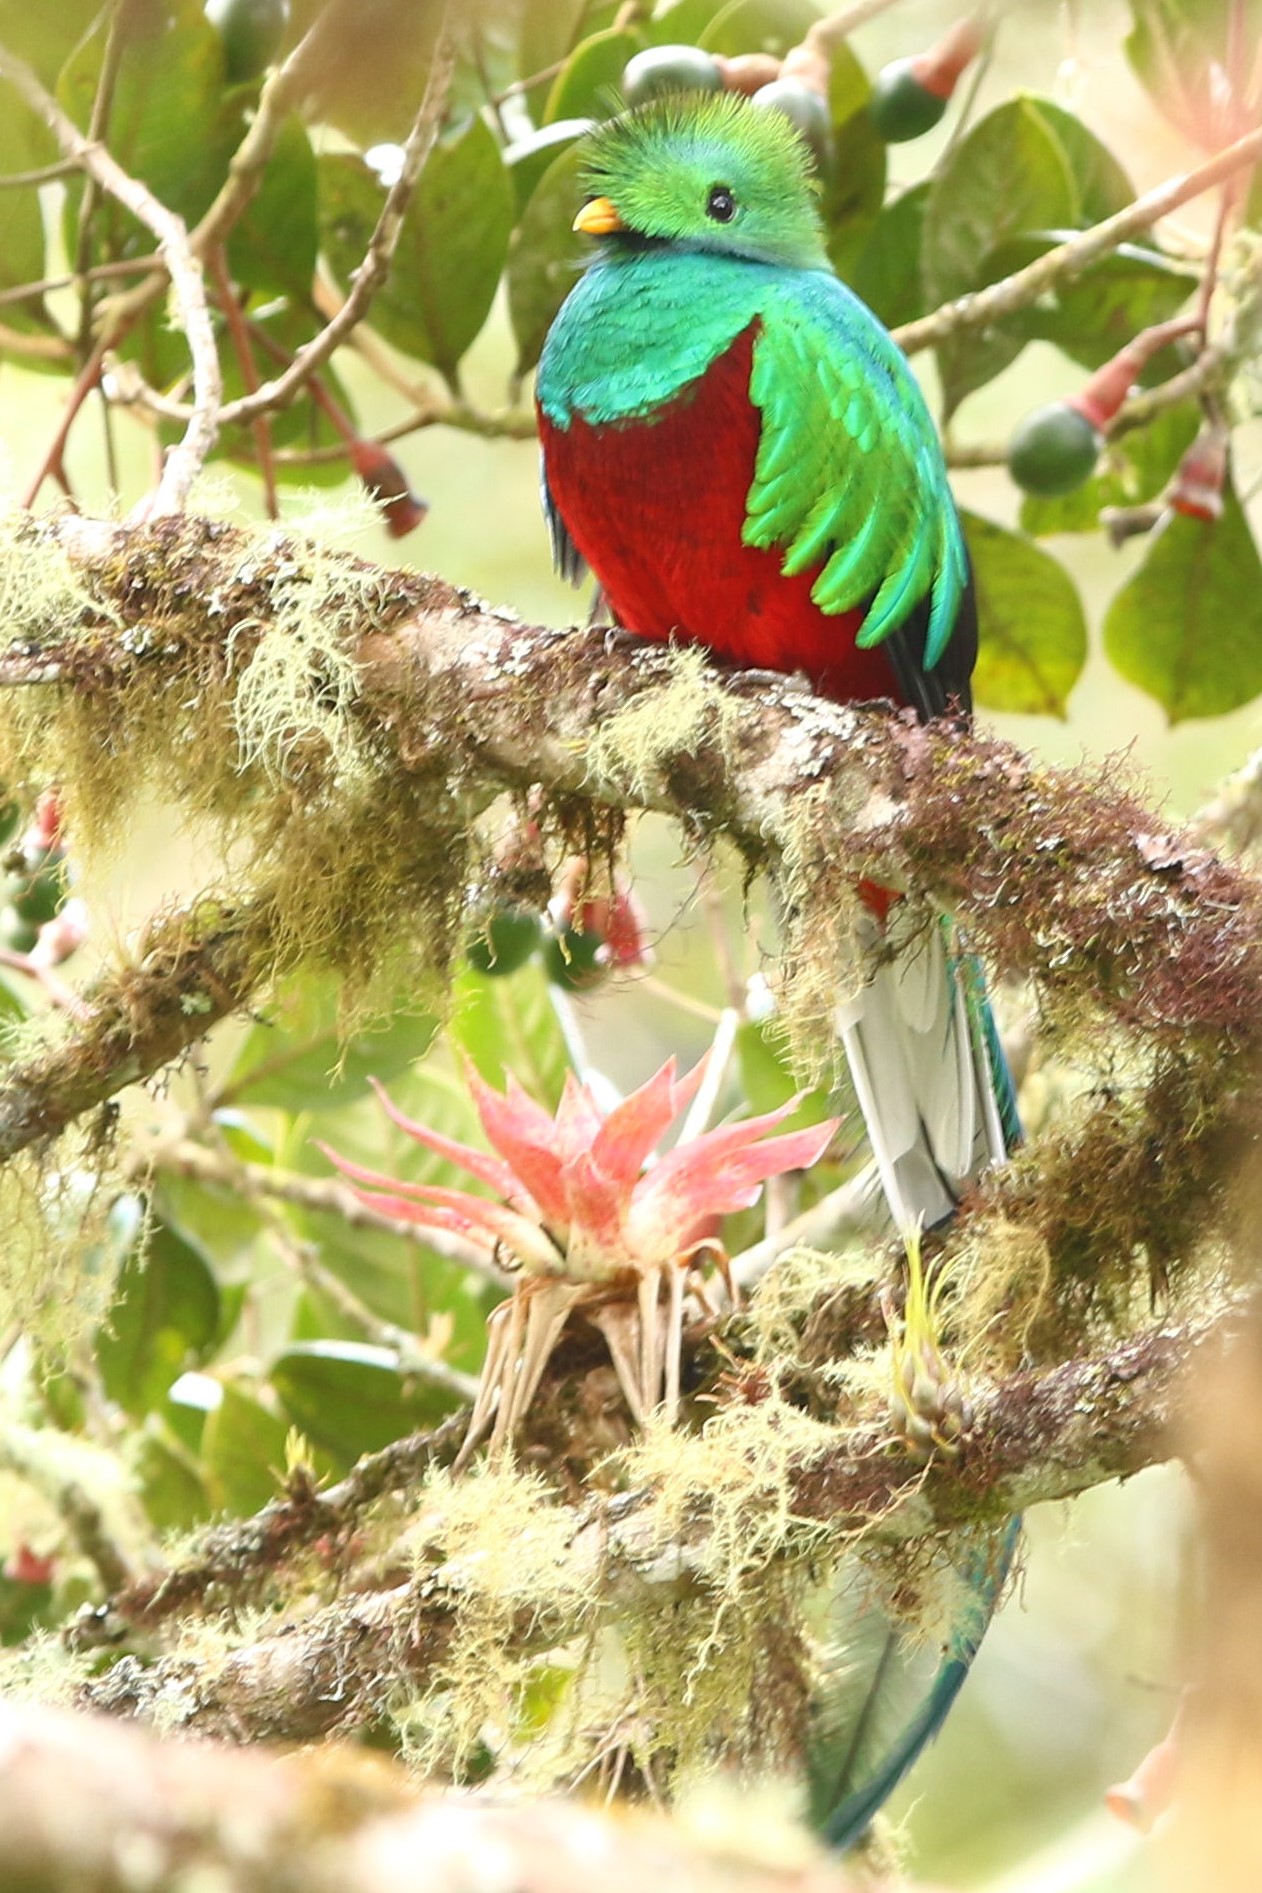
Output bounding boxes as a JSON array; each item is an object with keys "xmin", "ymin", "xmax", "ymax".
[
  {"xmin": 698, "ymin": 0, "xmax": 823, "ymax": 60},
  {"xmin": 227, "ymin": 114, "xmax": 317, "ymax": 299},
  {"xmin": 0, "ymin": 0, "xmax": 101, "ymax": 81},
  {"xmin": 845, "ymin": 180, "xmax": 929, "ymax": 328},
  {"xmin": 58, "ymin": 0, "xmax": 238, "ymax": 253},
  {"xmin": 924, "ymin": 99, "xmax": 1078, "ymax": 414},
  {"xmin": 295, "ymin": 0, "xmax": 444, "ymax": 145},
  {"xmin": 822, "ymin": 48, "xmax": 886, "ymax": 279},
  {"xmin": 921, "ymin": 95, "xmax": 1138, "ymax": 415},
  {"xmin": 1125, "ymin": 0, "xmax": 1262, "ymax": 147},
  {"xmin": 1103, "ymin": 483, "xmax": 1262, "ymax": 723},
  {"xmin": 202, "ymin": 1380, "xmax": 292, "ymax": 1515},
  {"xmin": 518, "ymin": 0, "xmax": 589, "ymax": 122},
  {"xmin": 503, "ymin": 118, "xmax": 594, "ymax": 211},
  {"xmin": 735, "ymin": 1020, "xmax": 831, "ymax": 1133},
  {"xmin": 646, "ymin": 0, "xmax": 733, "ymax": 43},
  {"xmin": 271, "ymin": 1340, "xmax": 460, "ymax": 1461},
  {"xmin": 320, "ymin": 116, "xmax": 513, "ymax": 381},
  {"xmin": 963, "ymin": 511, "xmax": 1088, "ymax": 718},
  {"xmin": 506, "ymin": 140, "xmax": 587, "ymax": 377},
  {"xmin": 220, "ymin": 971, "xmax": 438, "ymax": 1114},
  {"xmin": 97, "ymin": 1221, "xmax": 221, "ymax": 1417},
  {"xmin": 543, "ymin": 26, "xmax": 637, "ymax": 122},
  {"xmin": 450, "ymin": 960, "xmax": 572, "ymax": 1111},
  {"xmin": 1021, "ymin": 402, "xmax": 1199, "ymax": 536},
  {"xmin": 0, "ymin": 104, "xmax": 54, "ymax": 333},
  {"xmin": 130, "ymin": 1418, "xmax": 211, "ymax": 1530}
]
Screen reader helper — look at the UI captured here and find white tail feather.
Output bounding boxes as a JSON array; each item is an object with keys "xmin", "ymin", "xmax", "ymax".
[{"xmin": 836, "ymin": 909, "xmax": 1006, "ymax": 1229}]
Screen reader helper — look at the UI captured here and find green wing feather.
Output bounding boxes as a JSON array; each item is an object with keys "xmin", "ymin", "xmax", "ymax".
[{"xmin": 743, "ymin": 275, "xmax": 968, "ymax": 667}]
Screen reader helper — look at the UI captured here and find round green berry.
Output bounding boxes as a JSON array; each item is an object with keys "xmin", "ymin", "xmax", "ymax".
[
  {"xmin": 622, "ymin": 44, "xmax": 722, "ymax": 107},
  {"xmin": 205, "ymin": 0, "xmax": 290, "ymax": 84},
  {"xmin": 466, "ymin": 908, "xmax": 543, "ymax": 978},
  {"xmin": 542, "ymin": 926, "xmax": 607, "ymax": 993},
  {"xmin": 868, "ymin": 60, "xmax": 948, "ymax": 142},
  {"xmin": 750, "ymin": 78, "xmax": 832, "ymax": 170},
  {"xmin": 1007, "ymin": 404, "xmax": 1101, "ymax": 497}
]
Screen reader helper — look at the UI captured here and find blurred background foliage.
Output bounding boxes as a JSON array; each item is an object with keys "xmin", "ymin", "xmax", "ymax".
[{"xmin": 1, "ymin": 0, "xmax": 1256, "ymax": 1882}]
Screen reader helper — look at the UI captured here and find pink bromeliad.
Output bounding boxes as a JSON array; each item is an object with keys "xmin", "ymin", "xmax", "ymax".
[{"xmin": 323, "ymin": 1057, "xmax": 835, "ymax": 1463}]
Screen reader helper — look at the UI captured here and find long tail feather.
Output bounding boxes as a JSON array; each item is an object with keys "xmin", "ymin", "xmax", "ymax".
[{"xmin": 815, "ymin": 903, "xmax": 1019, "ymax": 1847}]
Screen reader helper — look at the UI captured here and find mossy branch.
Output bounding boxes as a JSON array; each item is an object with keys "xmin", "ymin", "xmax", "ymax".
[{"xmin": 71, "ymin": 1304, "xmax": 1229, "ymax": 1743}]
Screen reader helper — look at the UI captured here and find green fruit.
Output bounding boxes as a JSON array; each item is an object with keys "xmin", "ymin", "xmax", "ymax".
[
  {"xmin": 542, "ymin": 926, "xmax": 607, "ymax": 992},
  {"xmin": 466, "ymin": 908, "xmax": 543, "ymax": 978},
  {"xmin": 868, "ymin": 60, "xmax": 949, "ymax": 142},
  {"xmin": 622, "ymin": 44, "xmax": 722, "ymax": 107},
  {"xmin": 205, "ymin": 0, "xmax": 290, "ymax": 83},
  {"xmin": 1007, "ymin": 404, "xmax": 1101, "ymax": 497},
  {"xmin": 10, "ymin": 853, "xmax": 65, "ymax": 927},
  {"xmin": 750, "ymin": 79, "xmax": 832, "ymax": 170},
  {"xmin": 1, "ymin": 911, "xmax": 38, "ymax": 955}
]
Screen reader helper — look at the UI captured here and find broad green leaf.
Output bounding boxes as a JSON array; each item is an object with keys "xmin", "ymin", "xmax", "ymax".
[
  {"xmin": 646, "ymin": 0, "xmax": 734, "ymax": 44},
  {"xmin": 290, "ymin": 0, "xmax": 444, "ymax": 145},
  {"xmin": 963, "ymin": 511, "xmax": 1088, "ymax": 718},
  {"xmin": 1125, "ymin": 0, "xmax": 1262, "ymax": 147},
  {"xmin": 153, "ymin": 1170, "xmax": 265, "ymax": 1271},
  {"xmin": 219, "ymin": 971, "xmax": 438, "ymax": 1113},
  {"xmin": 1103, "ymin": 484, "xmax": 1262, "ymax": 723},
  {"xmin": 735, "ymin": 1019, "xmax": 831, "ymax": 1134},
  {"xmin": 227, "ymin": 114, "xmax": 318, "ymax": 299},
  {"xmin": 518, "ymin": 0, "xmax": 589, "ymax": 123},
  {"xmin": 0, "ymin": 102, "xmax": 53, "ymax": 332},
  {"xmin": 97, "ymin": 1221, "xmax": 221, "ymax": 1417},
  {"xmin": 1028, "ymin": 98, "xmax": 1134, "ymax": 223},
  {"xmin": 271, "ymin": 1339, "xmax": 461, "ymax": 1461},
  {"xmin": 130, "ymin": 1418, "xmax": 211, "ymax": 1530},
  {"xmin": 924, "ymin": 99, "xmax": 1078, "ymax": 414},
  {"xmin": 1021, "ymin": 402, "xmax": 1199, "ymax": 536},
  {"xmin": 320, "ymin": 116, "xmax": 513, "ymax": 381},
  {"xmin": 698, "ymin": 0, "xmax": 822, "ymax": 60},
  {"xmin": 823, "ymin": 47, "xmax": 885, "ymax": 279},
  {"xmin": 506, "ymin": 140, "xmax": 587, "ymax": 377},
  {"xmin": 504, "ymin": 118, "xmax": 594, "ymax": 211},
  {"xmin": 543, "ymin": 27, "xmax": 637, "ymax": 122},
  {"xmin": 450, "ymin": 960, "xmax": 572, "ymax": 1110},
  {"xmin": 202, "ymin": 1380, "xmax": 292, "ymax": 1515},
  {"xmin": 59, "ymin": 0, "xmax": 238, "ymax": 254},
  {"xmin": 0, "ymin": 0, "xmax": 101, "ymax": 81},
  {"xmin": 846, "ymin": 180, "xmax": 929, "ymax": 329}
]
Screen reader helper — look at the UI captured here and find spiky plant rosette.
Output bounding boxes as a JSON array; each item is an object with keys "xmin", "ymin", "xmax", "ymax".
[{"xmin": 323, "ymin": 1057, "xmax": 836, "ymax": 1461}]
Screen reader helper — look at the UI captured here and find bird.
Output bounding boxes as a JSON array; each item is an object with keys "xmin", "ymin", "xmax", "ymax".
[{"xmin": 535, "ymin": 91, "xmax": 1018, "ymax": 1848}]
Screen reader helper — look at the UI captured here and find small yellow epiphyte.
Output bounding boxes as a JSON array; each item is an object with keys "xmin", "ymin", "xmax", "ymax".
[{"xmin": 886, "ymin": 1223, "xmax": 970, "ymax": 1462}]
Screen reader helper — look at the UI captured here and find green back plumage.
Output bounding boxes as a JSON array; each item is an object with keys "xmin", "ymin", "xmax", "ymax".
[{"xmin": 537, "ymin": 95, "xmax": 966, "ymax": 666}]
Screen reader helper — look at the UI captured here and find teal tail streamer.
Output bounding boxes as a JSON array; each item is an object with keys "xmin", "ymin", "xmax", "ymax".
[{"xmin": 814, "ymin": 929, "xmax": 1021, "ymax": 1849}]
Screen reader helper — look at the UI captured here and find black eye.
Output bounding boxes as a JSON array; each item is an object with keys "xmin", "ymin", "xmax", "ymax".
[{"xmin": 706, "ymin": 185, "xmax": 735, "ymax": 223}]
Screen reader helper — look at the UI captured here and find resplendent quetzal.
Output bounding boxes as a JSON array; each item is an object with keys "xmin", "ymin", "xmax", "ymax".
[
  {"xmin": 536, "ymin": 93, "xmax": 1019, "ymax": 1845},
  {"xmin": 537, "ymin": 93, "xmax": 1018, "ymax": 1228}
]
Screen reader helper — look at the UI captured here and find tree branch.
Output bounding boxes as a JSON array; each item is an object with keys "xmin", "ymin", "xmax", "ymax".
[{"xmin": 73, "ymin": 1304, "xmax": 1229, "ymax": 1742}]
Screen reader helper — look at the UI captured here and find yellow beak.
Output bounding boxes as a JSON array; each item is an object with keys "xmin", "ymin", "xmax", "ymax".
[{"xmin": 572, "ymin": 195, "xmax": 626, "ymax": 236}]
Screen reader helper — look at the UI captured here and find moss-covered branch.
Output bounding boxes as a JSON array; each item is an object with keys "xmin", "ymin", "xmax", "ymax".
[{"xmin": 71, "ymin": 1304, "xmax": 1226, "ymax": 1743}]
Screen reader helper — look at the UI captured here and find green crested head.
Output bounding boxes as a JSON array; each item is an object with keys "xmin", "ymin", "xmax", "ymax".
[{"xmin": 576, "ymin": 93, "xmax": 829, "ymax": 270}]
